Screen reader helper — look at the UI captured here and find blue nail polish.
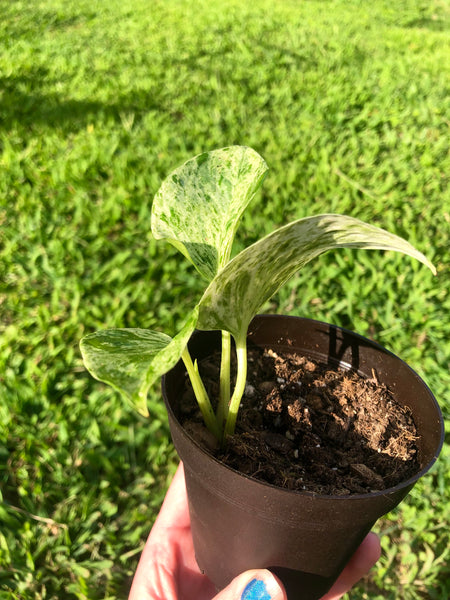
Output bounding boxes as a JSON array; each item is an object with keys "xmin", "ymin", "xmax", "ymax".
[{"xmin": 241, "ymin": 578, "xmax": 271, "ymax": 600}]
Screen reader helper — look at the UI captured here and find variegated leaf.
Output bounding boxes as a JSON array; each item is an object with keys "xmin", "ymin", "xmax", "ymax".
[
  {"xmin": 197, "ymin": 214, "xmax": 436, "ymax": 340},
  {"xmin": 80, "ymin": 308, "xmax": 198, "ymax": 416},
  {"xmin": 151, "ymin": 146, "xmax": 268, "ymax": 281}
]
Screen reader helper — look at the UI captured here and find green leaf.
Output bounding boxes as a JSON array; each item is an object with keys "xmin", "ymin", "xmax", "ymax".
[
  {"xmin": 151, "ymin": 146, "xmax": 268, "ymax": 281},
  {"xmin": 80, "ymin": 309, "xmax": 199, "ymax": 416},
  {"xmin": 197, "ymin": 214, "xmax": 436, "ymax": 340}
]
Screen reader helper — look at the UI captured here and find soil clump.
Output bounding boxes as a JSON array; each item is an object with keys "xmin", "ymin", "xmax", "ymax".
[{"xmin": 180, "ymin": 346, "xmax": 420, "ymax": 495}]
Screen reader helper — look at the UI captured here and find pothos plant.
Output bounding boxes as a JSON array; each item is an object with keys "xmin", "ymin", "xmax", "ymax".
[{"xmin": 80, "ymin": 146, "xmax": 435, "ymax": 446}]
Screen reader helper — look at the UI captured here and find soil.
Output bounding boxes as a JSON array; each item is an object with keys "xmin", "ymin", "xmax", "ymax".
[{"xmin": 179, "ymin": 345, "xmax": 420, "ymax": 495}]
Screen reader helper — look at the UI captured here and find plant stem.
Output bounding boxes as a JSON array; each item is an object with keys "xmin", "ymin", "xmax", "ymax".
[
  {"xmin": 223, "ymin": 335, "xmax": 247, "ymax": 441},
  {"xmin": 216, "ymin": 330, "xmax": 231, "ymax": 430},
  {"xmin": 181, "ymin": 347, "xmax": 221, "ymax": 440}
]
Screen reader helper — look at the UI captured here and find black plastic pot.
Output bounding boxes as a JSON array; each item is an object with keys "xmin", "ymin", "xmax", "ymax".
[{"xmin": 162, "ymin": 315, "xmax": 444, "ymax": 600}]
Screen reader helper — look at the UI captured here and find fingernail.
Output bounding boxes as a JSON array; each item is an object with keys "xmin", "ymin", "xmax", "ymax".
[{"xmin": 241, "ymin": 577, "xmax": 272, "ymax": 600}]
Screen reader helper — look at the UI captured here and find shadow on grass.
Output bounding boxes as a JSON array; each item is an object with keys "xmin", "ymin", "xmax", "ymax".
[
  {"xmin": 0, "ymin": 35, "xmax": 320, "ymax": 134},
  {"xmin": 0, "ymin": 44, "xmax": 246, "ymax": 133},
  {"xmin": 0, "ymin": 71, "xmax": 174, "ymax": 133},
  {"xmin": 402, "ymin": 17, "xmax": 448, "ymax": 32}
]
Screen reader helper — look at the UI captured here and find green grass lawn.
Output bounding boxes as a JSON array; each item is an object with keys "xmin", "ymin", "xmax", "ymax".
[{"xmin": 1, "ymin": 0, "xmax": 449, "ymax": 598}]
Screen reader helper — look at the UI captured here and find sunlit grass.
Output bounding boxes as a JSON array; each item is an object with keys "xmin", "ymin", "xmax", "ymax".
[{"xmin": 1, "ymin": 0, "xmax": 449, "ymax": 598}]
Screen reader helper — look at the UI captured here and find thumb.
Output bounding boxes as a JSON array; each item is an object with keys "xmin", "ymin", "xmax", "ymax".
[{"xmin": 212, "ymin": 569, "xmax": 286, "ymax": 600}]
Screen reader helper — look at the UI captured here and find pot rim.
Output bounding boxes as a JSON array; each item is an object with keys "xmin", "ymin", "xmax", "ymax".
[{"xmin": 163, "ymin": 314, "xmax": 444, "ymax": 501}]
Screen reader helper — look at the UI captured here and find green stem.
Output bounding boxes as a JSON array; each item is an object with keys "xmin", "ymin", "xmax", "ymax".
[
  {"xmin": 223, "ymin": 335, "xmax": 247, "ymax": 441},
  {"xmin": 181, "ymin": 347, "xmax": 221, "ymax": 440},
  {"xmin": 216, "ymin": 330, "xmax": 231, "ymax": 430}
]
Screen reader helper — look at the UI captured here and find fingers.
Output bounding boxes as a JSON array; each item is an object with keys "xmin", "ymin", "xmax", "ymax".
[
  {"xmin": 321, "ymin": 532, "xmax": 381, "ymax": 600},
  {"xmin": 130, "ymin": 463, "xmax": 380, "ymax": 600},
  {"xmin": 213, "ymin": 533, "xmax": 380, "ymax": 600},
  {"xmin": 212, "ymin": 570, "xmax": 287, "ymax": 600},
  {"xmin": 128, "ymin": 463, "xmax": 196, "ymax": 600}
]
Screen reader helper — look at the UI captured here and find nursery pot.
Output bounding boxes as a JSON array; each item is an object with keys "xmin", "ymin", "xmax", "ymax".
[{"xmin": 162, "ymin": 315, "xmax": 444, "ymax": 600}]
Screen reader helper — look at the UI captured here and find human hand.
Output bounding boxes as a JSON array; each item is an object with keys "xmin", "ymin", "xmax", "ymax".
[{"xmin": 129, "ymin": 463, "xmax": 381, "ymax": 600}]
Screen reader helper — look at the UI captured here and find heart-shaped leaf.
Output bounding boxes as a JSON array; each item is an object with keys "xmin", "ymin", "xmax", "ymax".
[
  {"xmin": 80, "ymin": 309, "xmax": 198, "ymax": 416},
  {"xmin": 197, "ymin": 214, "xmax": 436, "ymax": 340},
  {"xmin": 151, "ymin": 146, "xmax": 268, "ymax": 281}
]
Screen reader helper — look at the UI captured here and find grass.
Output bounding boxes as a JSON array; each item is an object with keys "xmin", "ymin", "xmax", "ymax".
[{"xmin": 1, "ymin": 0, "xmax": 449, "ymax": 598}]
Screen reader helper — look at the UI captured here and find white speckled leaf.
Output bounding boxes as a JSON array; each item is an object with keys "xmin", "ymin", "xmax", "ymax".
[
  {"xmin": 80, "ymin": 309, "xmax": 198, "ymax": 416},
  {"xmin": 151, "ymin": 146, "xmax": 268, "ymax": 281},
  {"xmin": 197, "ymin": 214, "xmax": 436, "ymax": 339}
]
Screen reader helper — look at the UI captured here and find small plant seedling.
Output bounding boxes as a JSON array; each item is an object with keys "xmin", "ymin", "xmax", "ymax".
[{"xmin": 80, "ymin": 146, "xmax": 436, "ymax": 445}]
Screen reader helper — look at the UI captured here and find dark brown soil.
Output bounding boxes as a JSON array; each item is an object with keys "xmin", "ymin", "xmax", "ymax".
[{"xmin": 179, "ymin": 346, "xmax": 420, "ymax": 495}]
